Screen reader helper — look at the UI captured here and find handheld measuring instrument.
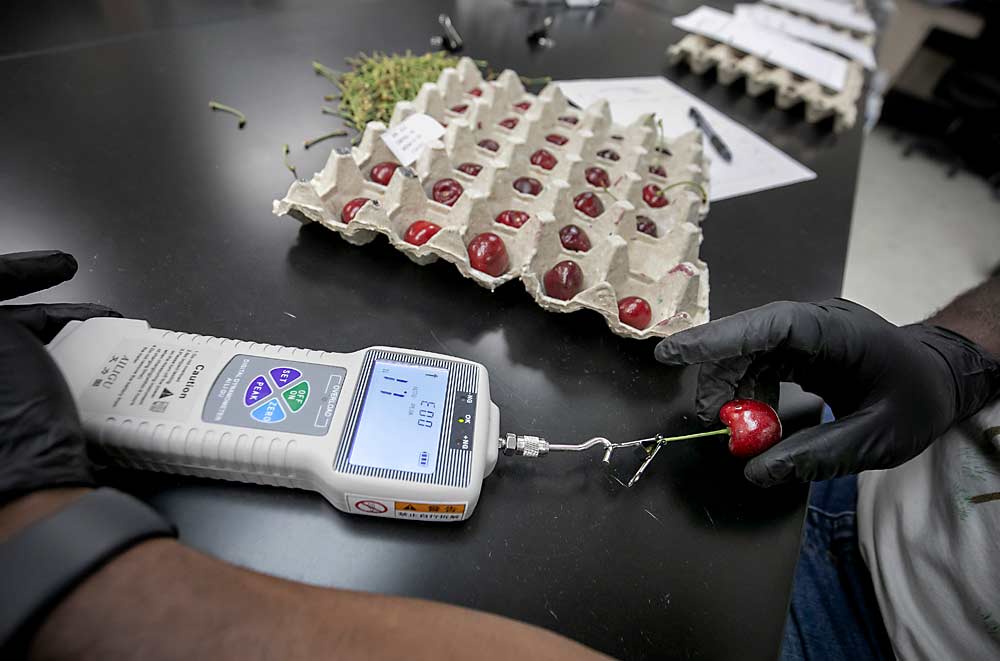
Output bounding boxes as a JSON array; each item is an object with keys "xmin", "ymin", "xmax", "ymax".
[
  {"xmin": 48, "ymin": 318, "xmax": 500, "ymax": 522},
  {"xmin": 48, "ymin": 319, "xmax": 668, "ymax": 522}
]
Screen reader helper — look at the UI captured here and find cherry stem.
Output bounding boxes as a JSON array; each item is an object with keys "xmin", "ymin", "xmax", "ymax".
[
  {"xmin": 655, "ymin": 428, "xmax": 730, "ymax": 444},
  {"xmin": 312, "ymin": 60, "xmax": 341, "ymax": 84},
  {"xmin": 208, "ymin": 101, "xmax": 246, "ymax": 129},
  {"xmin": 656, "ymin": 180, "xmax": 708, "ymax": 204},
  {"xmin": 282, "ymin": 144, "xmax": 298, "ymax": 180},
  {"xmin": 303, "ymin": 130, "xmax": 348, "ymax": 149}
]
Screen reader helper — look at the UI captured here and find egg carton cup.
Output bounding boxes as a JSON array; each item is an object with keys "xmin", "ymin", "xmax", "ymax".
[
  {"xmin": 274, "ymin": 57, "xmax": 712, "ymax": 338},
  {"xmin": 667, "ymin": 34, "xmax": 864, "ymax": 132}
]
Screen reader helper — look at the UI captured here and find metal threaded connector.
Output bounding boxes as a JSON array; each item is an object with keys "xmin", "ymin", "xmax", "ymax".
[{"xmin": 500, "ymin": 433, "xmax": 551, "ymax": 458}]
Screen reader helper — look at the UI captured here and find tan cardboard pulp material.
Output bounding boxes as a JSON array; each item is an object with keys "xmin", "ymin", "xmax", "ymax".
[{"xmin": 274, "ymin": 57, "xmax": 711, "ymax": 339}]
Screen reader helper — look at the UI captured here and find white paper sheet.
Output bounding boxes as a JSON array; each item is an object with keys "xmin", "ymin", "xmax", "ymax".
[
  {"xmin": 735, "ymin": 4, "xmax": 876, "ymax": 69},
  {"xmin": 557, "ymin": 77, "xmax": 816, "ymax": 201},
  {"xmin": 763, "ymin": 0, "xmax": 876, "ymax": 34},
  {"xmin": 673, "ymin": 6, "xmax": 849, "ymax": 92}
]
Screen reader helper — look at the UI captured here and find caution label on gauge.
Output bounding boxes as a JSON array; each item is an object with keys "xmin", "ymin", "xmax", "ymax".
[{"xmin": 394, "ymin": 501, "xmax": 466, "ymax": 521}]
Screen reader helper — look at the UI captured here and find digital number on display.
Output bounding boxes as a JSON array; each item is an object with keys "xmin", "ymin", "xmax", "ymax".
[{"xmin": 348, "ymin": 360, "xmax": 450, "ymax": 474}]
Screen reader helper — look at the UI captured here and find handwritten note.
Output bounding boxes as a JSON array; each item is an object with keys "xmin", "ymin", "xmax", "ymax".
[{"xmin": 380, "ymin": 113, "xmax": 446, "ymax": 166}]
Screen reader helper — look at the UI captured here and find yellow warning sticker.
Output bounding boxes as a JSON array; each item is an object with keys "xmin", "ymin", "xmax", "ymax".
[
  {"xmin": 393, "ymin": 501, "xmax": 467, "ymax": 521},
  {"xmin": 394, "ymin": 502, "xmax": 466, "ymax": 514}
]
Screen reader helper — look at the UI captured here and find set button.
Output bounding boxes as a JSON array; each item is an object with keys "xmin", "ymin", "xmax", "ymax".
[{"xmin": 270, "ymin": 367, "xmax": 302, "ymax": 388}]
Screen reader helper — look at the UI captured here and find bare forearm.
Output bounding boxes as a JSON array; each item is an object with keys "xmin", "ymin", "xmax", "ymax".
[
  {"xmin": 7, "ymin": 490, "xmax": 608, "ymax": 661},
  {"xmin": 927, "ymin": 275, "xmax": 1000, "ymax": 358}
]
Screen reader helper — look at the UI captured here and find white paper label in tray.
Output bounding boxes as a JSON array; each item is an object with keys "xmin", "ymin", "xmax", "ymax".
[
  {"xmin": 734, "ymin": 4, "xmax": 875, "ymax": 70},
  {"xmin": 763, "ymin": 0, "xmax": 876, "ymax": 35},
  {"xmin": 672, "ymin": 6, "xmax": 848, "ymax": 92},
  {"xmin": 380, "ymin": 113, "xmax": 446, "ymax": 166}
]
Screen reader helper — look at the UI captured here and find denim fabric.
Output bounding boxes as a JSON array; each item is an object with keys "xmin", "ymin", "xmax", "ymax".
[{"xmin": 779, "ymin": 475, "xmax": 895, "ymax": 661}]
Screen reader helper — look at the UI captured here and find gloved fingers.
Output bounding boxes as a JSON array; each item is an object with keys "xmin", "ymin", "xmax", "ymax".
[
  {"xmin": 693, "ymin": 358, "xmax": 750, "ymax": 426},
  {"xmin": 690, "ymin": 359, "xmax": 781, "ymax": 426},
  {"xmin": 654, "ymin": 301, "xmax": 817, "ymax": 367},
  {"xmin": 743, "ymin": 406, "xmax": 889, "ymax": 487},
  {"xmin": 0, "ymin": 251, "xmax": 78, "ymax": 302},
  {"xmin": 1, "ymin": 303, "xmax": 122, "ymax": 343}
]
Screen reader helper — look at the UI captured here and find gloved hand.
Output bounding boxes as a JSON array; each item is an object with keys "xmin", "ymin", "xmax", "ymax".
[
  {"xmin": 0, "ymin": 251, "xmax": 121, "ymax": 505},
  {"xmin": 654, "ymin": 299, "xmax": 1000, "ymax": 487}
]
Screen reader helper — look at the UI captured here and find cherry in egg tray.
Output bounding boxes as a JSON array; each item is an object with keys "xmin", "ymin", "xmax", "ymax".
[{"xmin": 274, "ymin": 57, "xmax": 711, "ymax": 339}]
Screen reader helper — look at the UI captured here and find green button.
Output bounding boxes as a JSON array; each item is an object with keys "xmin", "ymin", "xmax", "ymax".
[{"xmin": 282, "ymin": 381, "xmax": 309, "ymax": 413}]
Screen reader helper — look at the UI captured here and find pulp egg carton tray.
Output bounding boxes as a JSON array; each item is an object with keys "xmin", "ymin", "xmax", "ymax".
[
  {"xmin": 274, "ymin": 57, "xmax": 710, "ymax": 339},
  {"xmin": 667, "ymin": 34, "xmax": 864, "ymax": 132}
]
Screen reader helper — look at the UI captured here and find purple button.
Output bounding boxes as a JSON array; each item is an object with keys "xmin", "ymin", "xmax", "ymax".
[
  {"xmin": 269, "ymin": 367, "xmax": 302, "ymax": 389},
  {"xmin": 244, "ymin": 375, "xmax": 272, "ymax": 407}
]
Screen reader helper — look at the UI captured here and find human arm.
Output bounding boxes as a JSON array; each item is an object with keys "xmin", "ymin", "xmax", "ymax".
[
  {"xmin": 654, "ymin": 277, "xmax": 1000, "ymax": 487},
  {"xmin": 5, "ymin": 490, "xmax": 604, "ymax": 661}
]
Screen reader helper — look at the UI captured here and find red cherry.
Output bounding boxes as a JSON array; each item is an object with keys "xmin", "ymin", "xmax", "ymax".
[
  {"xmin": 649, "ymin": 164, "xmax": 667, "ymax": 178},
  {"xmin": 558, "ymin": 115, "xmax": 579, "ymax": 125},
  {"xmin": 467, "ymin": 232, "xmax": 510, "ymax": 277},
  {"xmin": 498, "ymin": 117, "xmax": 519, "ymax": 129},
  {"xmin": 543, "ymin": 260, "xmax": 584, "ymax": 300},
  {"xmin": 340, "ymin": 197, "xmax": 371, "ymax": 224},
  {"xmin": 432, "ymin": 178, "xmax": 464, "ymax": 206},
  {"xmin": 669, "ymin": 263, "xmax": 696, "ymax": 277},
  {"xmin": 495, "ymin": 209, "xmax": 530, "ymax": 229},
  {"xmin": 513, "ymin": 101, "xmax": 532, "ymax": 112},
  {"xmin": 636, "ymin": 216, "xmax": 658, "ymax": 237},
  {"xmin": 369, "ymin": 161, "xmax": 399, "ymax": 185},
  {"xmin": 456, "ymin": 162, "xmax": 482, "ymax": 176},
  {"xmin": 530, "ymin": 149, "xmax": 558, "ymax": 171},
  {"xmin": 596, "ymin": 148, "xmax": 620, "ymax": 161},
  {"xmin": 478, "ymin": 138, "xmax": 500, "ymax": 152},
  {"xmin": 573, "ymin": 191, "xmax": 604, "ymax": 218},
  {"xmin": 585, "ymin": 167, "xmax": 610, "ymax": 188},
  {"xmin": 450, "ymin": 103, "xmax": 469, "ymax": 113},
  {"xmin": 545, "ymin": 133, "xmax": 569, "ymax": 146},
  {"xmin": 513, "ymin": 177, "xmax": 543, "ymax": 196},
  {"xmin": 719, "ymin": 399, "xmax": 783, "ymax": 458},
  {"xmin": 643, "ymin": 184, "xmax": 669, "ymax": 208},
  {"xmin": 468, "ymin": 87, "xmax": 483, "ymax": 97},
  {"xmin": 618, "ymin": 296, "xmax": 652, "ymax": 330},
  {"xmin": 558, "ymin": 224, "xmax": 591, "ymax": 252},
  {"xmin": 403, "ymin": 220, "xmax": 442, "ymax": 246}
]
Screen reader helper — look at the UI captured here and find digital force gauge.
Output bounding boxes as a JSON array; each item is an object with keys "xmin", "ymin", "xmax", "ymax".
[{"xmin": 48, "ymin": 318, "xmax": 503, "ymax": 523}]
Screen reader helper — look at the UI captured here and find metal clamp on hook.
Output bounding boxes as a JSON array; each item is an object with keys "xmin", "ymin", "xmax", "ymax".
[{"xmin": 430, "ymin": 14, "xmax": 464, "ymax": 52}]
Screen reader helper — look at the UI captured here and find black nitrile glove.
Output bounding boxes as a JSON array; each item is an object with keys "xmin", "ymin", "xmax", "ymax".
[
  {"xmin": 654, "ymin": 299, "xmax": 1000, "ymax": 487},
  {"xmin": 0, "ymin": 251, "xmax": 121, "ymax": 504}
]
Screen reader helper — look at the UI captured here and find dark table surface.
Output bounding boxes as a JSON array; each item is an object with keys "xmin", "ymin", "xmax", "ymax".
[{"xmin": 0, "ymin": 1, "xmax": 863, "ymax": 659}]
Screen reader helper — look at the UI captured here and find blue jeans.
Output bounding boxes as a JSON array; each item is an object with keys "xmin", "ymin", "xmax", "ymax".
[{"xmin": 780, "ymin": 474, "xmax": 895, "ymax": 661}]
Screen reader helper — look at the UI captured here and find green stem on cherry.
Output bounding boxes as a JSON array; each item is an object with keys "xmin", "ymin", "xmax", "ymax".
[
  {"xmin": 656, "ymin": 180, "xmax": 709, "ymax": 204},
  {"xmin": 643, "ymin": 428, "xmax": 730, "ymax": 453},
  {"xmin": 655, "ymin": 428, "xmax": 730, "ymax": 444}
]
